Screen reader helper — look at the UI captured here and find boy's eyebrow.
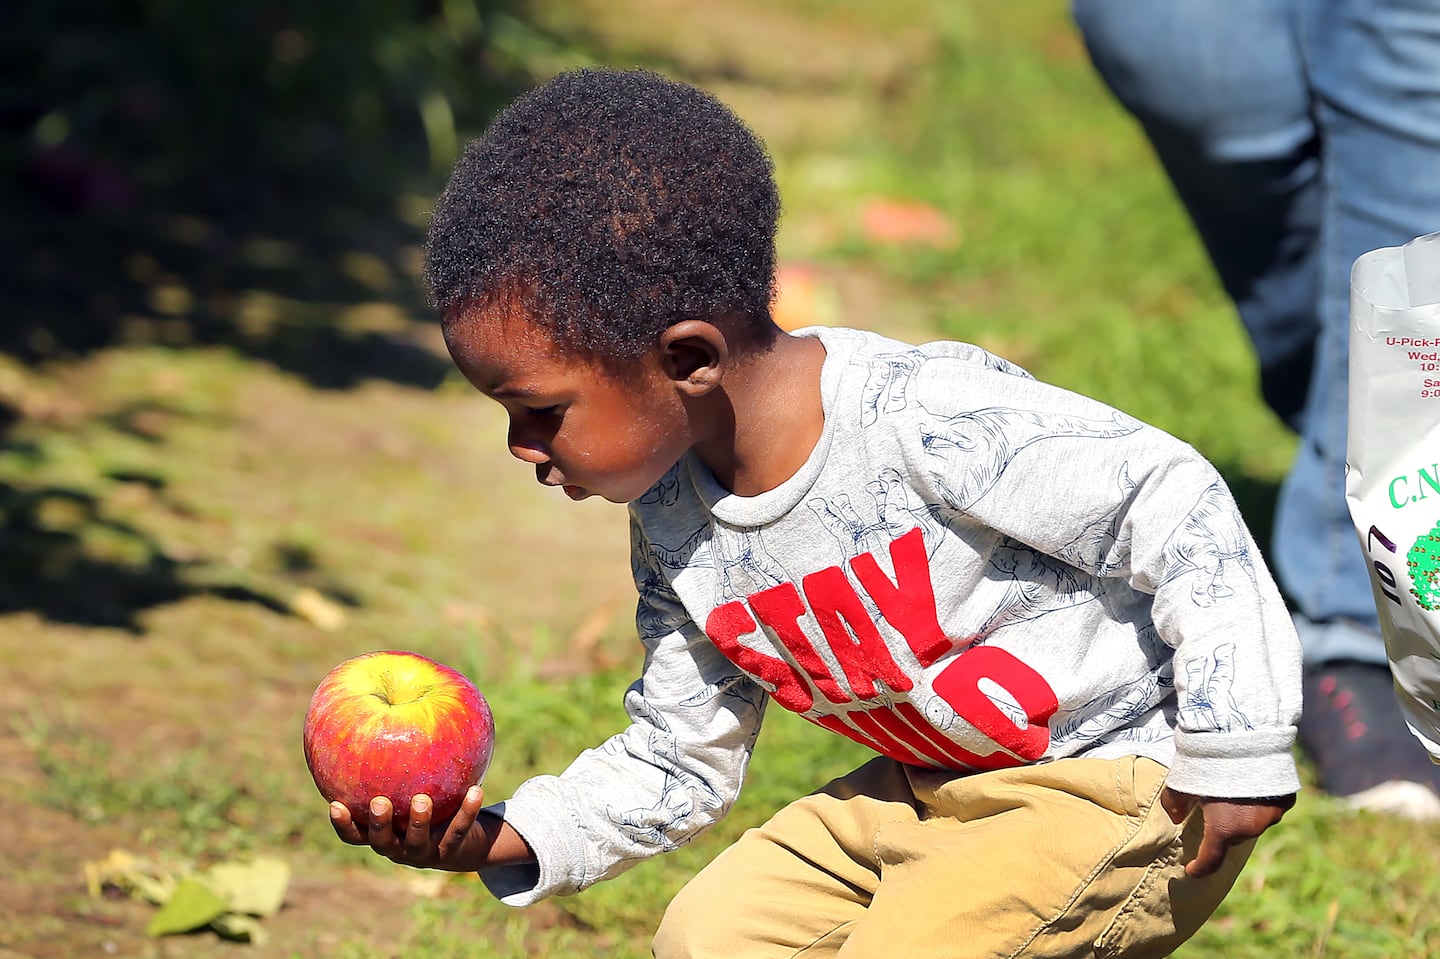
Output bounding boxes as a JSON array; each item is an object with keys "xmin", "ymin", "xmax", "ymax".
[{"xmin": 488, "ymin": 384, "xmax": 540, "ymax": 399}]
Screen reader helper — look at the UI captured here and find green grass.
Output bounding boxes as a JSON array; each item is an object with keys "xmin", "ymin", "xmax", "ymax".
[{"xmin": 5, "ymin": 1, "xmax": 1439, "ymax": 957}]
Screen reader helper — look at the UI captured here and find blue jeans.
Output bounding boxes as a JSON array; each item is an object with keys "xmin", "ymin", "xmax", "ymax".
[{"xmin": 1073, "ymin": 0, "xmax": 1440, "ymax": 666}]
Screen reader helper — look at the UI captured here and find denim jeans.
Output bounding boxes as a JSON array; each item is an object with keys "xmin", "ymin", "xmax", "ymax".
[{"xmin": 1072, "ymin": 0, "xmax": 1440, "ymax": 666}]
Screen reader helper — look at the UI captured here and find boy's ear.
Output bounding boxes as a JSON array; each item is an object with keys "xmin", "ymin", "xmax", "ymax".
[{"xmin": 658, "ymin": 320, "xmax": 728, "ymax": 395}]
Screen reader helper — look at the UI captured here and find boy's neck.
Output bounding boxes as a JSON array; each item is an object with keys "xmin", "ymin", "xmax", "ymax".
[{"xmin": 693, "ymin": 332, "xmax": 827, "ymax": 497}]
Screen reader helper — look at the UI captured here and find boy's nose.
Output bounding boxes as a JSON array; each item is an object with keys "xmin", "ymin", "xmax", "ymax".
[
  {"xmin": 509, "ymin": 443, "xmax": 548, "ymax": 465},
  {"xmin": 507, "ymin": 426, "xmax": 549, "ymax": 465}
]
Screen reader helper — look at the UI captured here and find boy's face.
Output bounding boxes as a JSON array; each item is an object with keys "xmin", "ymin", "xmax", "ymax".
[{"xmin": 445, "ymin": 307, "xmax": 697, "ymax": 504}]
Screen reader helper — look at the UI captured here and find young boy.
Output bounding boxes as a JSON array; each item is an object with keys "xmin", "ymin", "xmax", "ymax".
[{"xmin": 328, "ymin": 67, "xmax": 1301, "ymax": 958}]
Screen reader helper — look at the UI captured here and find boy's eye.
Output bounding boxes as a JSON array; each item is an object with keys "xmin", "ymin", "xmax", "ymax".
[{"xmin": 530, "ymin": 405, "xmax": 561, "ymax": 417}]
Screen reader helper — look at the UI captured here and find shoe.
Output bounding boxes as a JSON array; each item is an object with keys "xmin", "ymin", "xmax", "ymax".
[{"xmin": 1297, "ymin": 660, "xmax": 1440, "ymax": 820}]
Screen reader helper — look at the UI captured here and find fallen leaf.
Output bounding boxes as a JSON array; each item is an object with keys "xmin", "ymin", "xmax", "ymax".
[
  {"xmin": 145, "ymin": 878, "xmax": 227, "ymax": 937},
  {"xmin": 211, "ymin": 913, "xmax": 267, "ymax": 945},
  {"xmin": 84, "ymin": 848, "xmax": 176, "ymax": 905},
  {"xmin": 291, "ymin": 587, "xmax": 346, "ymax": 631},
  {"xmin": 85, "ymin": 849, "xmax": 289, "ymax": 945},
  {"xmin": 204, "ymin": 857, "xmax": 290, "ymax": 917}
]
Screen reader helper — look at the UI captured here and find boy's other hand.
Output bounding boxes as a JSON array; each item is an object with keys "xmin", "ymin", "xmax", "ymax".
[
  {"xmin": 328, "ymin": 785, "xmax": 491, "ymax": 872},
  {"xmin": 1159, "ymin": 787, "xmax": 1296, "ymax": 878}
]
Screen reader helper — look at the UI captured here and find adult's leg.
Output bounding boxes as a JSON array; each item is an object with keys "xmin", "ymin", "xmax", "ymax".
[
  {"xmin": 1072, "ymin": 0, "xmax": 1321, "ymax": 435},
  {"xmin": 1075, "ymin": 0, "xmax": 1440, "ymax": 813},
  {"xmin": 1290, "ymin": 0, "xmax": 1440, "ymax": 811},
  {"xmin": 1286, "ymin": 0, "xmax": 1440, "ymax": 635},
  {"xmin": 1071, "ymin": 0, "xmax": 1376, "ymax": 639}
]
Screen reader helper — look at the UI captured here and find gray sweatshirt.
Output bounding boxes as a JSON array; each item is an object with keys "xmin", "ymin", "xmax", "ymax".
[{"xmin": 481, "ymin": 325, "xmax": 1303, "ymax": 906}]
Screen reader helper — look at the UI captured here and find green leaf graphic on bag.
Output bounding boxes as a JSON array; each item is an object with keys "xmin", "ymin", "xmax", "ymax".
[{"xmin": 1408, "ymin": 524, "xmax": 1440, "ymax": 610}]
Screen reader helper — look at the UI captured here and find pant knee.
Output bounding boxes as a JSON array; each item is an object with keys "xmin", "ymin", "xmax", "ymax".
[{"xmin": 652, "ymin": 876, "xmax": 717, "ymax": 959}]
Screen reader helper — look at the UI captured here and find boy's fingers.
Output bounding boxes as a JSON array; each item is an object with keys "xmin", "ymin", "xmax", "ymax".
[
  {"xmin": 437, "ymin": 785, "xmax": 484, "ymax": 860},
  {"xmin": 329, "ymin": 802, "xmax": 366, "ymax": 845},
  {"xmin": 1185, "ymin": 833, "xmax": 1227, "ymax": 878},
  {"xmin": 404, "ymin": 795, "xmax": 433, "ymax": 855},
  {"xmin": 1159, "ymin": 787, "xmax": 1195, "ymax": 825},
  {"xmin": 367, "ymin": 797, "xmax": 401, "ymax": 856}
]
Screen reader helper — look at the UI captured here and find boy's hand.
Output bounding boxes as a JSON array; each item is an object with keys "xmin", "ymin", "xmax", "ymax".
[
  {"xmin": 1160, "ymin": 788, "xmax": 1295, "ymax": 878},
  {"xmin": 329, "ymin": 785, "xmax": 493, "ymax": 872}
]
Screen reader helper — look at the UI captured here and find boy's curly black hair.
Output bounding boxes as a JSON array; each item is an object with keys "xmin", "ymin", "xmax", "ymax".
[{"xmin": 424, "ymin": 68, "xmax": 781, "ymax": 361}]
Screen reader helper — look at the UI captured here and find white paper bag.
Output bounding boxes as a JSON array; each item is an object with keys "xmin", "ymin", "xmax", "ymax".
[{"xmin": 1346, "ymin": 230, "xmax": 1440, "ymax": 761}]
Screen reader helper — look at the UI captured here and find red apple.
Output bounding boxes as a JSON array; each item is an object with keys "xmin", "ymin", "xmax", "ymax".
[{"xmin": 303, "ymin": 649, "xmax": 495, "ymax": 831}]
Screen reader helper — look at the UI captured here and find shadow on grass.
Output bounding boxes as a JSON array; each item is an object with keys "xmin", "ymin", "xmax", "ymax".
[
  {"xmin": 0, "ymin": 1, "xmax": 538, "ymax": 630},
  {"xmin": 0, "ymin": 479, "xmax": 289, "ymax": 632}
]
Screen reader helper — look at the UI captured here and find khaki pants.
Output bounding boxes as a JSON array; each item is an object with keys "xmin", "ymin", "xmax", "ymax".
[{"xmin": 654, "ymin": 756, "xmax": 1251, "ymax": 959}]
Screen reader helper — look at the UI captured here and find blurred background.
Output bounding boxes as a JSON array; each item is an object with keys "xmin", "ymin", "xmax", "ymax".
[{"xmin": 2, "ymin": 2, "xmax": 1435, "ymax": 957}]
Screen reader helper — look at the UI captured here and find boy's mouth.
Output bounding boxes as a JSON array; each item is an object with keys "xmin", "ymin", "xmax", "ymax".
[{"xmin": 538, "ymin": 466, "xmax": 587, "ymax": 500}]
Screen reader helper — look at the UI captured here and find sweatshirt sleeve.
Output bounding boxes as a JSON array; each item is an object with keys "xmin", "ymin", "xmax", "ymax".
[
  {"xmin": 1107, "ymin": 446, "xmax": 1302, "ymax": 798},
  {"xmin": 910, "ymin": 369, "xmax": 1302, "ymax": 799},
  {"xmin": 479, "ymin": 517, "xmax": 767, "ymax": 906}
]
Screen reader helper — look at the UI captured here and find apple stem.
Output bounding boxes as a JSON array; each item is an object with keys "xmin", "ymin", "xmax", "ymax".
[{"xmin": 372, "ymin": 672, "xmax": 431, "ymax": 707}]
